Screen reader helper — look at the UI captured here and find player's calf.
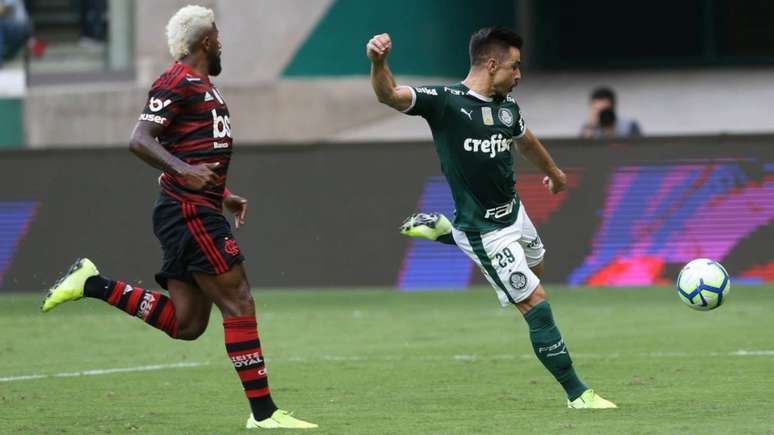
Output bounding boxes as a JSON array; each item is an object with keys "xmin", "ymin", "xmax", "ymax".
[
  {"xmin": 83, "ymin": 273, "xmax": 180, "ymax": 338},
  {"xmin": 521, "ymin": 295, "xmax": 588, "ymax": 402},
  {"xmin": 193, "ymin": 266, "xmax": 280, "ymax": 422}
]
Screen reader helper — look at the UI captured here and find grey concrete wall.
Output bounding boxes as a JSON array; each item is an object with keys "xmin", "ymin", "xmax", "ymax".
[
  {"xmin": 134, "ymin": 0, "xmax": 332, "ymax": 87},
  {"xmin": 21, "ymin": 1, "xmax": 774, "ymax": 147},
  {"xmin": 24, "ymin": 79, "xmax": 391, "ymax": 148},
  {"xmin": 333, "ymin": 68, "xmax": 774, "ymax": 141}
]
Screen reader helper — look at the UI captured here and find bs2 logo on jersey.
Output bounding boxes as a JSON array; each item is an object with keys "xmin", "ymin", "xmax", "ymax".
[{"xmin": 148, "ymin": 97, "xmax": 172, "ymax": 112}]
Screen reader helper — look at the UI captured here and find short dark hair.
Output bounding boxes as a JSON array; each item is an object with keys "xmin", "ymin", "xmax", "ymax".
[
  {"xmin": 599, "ymin": 108, "xmax": 617, "ymax": 128},
  {"xmin": 590, "ymin": 87, "xmax": 616, "ymax": 105},
  {"xmin": 469, "ymin": 27, "xmax": 523, "ymax": 66}
]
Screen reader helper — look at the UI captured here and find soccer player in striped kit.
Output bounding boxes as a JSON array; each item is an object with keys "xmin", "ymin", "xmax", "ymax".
[{"xmin": 41, "ymin": 5, "xmax": 316, "ymax": 430}]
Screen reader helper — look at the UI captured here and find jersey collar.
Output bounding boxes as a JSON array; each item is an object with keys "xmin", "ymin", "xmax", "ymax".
[
  {"xmin": 176, "ymin": 62, "xmax": 211, "ymax": 84},
  {"xmin": 459, "ymin": 83, "xmax": 494, "ymax": 102}
]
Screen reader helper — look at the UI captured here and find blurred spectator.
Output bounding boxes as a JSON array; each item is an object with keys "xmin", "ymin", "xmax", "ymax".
[
  {"xmin": 0, "ymin": 0, "xmax": 31, "ymax": 66},
  {"xmin": 79, "ymin": 0, "xmax": 106, "ymax": 47},
  {"xmin": 580, "ymin": 86, "xmax": 642, "ymax": 138}
]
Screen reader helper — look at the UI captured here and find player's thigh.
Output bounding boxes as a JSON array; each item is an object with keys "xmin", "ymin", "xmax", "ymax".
[
  {"xmin": 180, "ymin": 203, "xmax": 252, "ymax": 317},
  {"xmin": 166, "ymin": 278, "xmax": 212, "ymax": 336},
  {"xmin": 452, "ymin": 225, "xmax": 540, "ymax": 307},
  {"xmin": 193, "ymin": 263, "xmax": 254, "ymax": 318}
]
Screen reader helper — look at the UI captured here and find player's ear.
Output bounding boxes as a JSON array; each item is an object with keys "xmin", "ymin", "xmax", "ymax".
[{"xmin": 486, "ymin": 57, "xmax": 497, "ymax": 74}]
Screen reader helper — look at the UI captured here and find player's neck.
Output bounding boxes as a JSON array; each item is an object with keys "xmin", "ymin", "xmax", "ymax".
[
  {"xmin": 179, "ymin": 56, "xmax": 210, "ymax": 79},
  {"xmin": 461, "ymin": 70, "xmax": 495, "ymax": 99}
]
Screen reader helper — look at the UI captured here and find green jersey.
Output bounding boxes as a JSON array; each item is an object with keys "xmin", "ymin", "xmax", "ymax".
[{"xmin": 404, "ymin": 83, "xmax": 527, "ymax": 232}]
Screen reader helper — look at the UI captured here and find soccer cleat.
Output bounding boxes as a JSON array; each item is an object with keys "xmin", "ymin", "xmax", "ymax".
[
  {"xmin": 399, "ymin": 212, "xmax": 452, "ymax": 241},
  {"xmin": 41, "ymin": 258, "xmax": 99, "ymax": 313},
  {"xmin": 567, "ymin": 389, "xmax": 617, "ymax": 409},
  {"xmin": 246, "ymin": 410, "xmax": 318, "ymax": 429}
]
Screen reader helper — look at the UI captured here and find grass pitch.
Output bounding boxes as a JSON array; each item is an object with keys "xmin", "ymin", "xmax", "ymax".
[{"xmin": 1, "ymin": 285, "xmax": 773, "ymax": 434}]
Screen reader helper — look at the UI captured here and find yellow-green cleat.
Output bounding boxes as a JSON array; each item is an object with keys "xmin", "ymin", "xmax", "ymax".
[
  {"xmin": 246, "ymin": 410, "xmax": 318, "ymax": 429},
  {"xmin": 41, "ymin": 258, "xmax": 99, "ymax": 313},
  {"xmin": 399, "ymin": 212, "xmax": 452, "ymax": 241},
  {"xmin": 567, "ymin": 389, "xmax": 617, "ymax": 409}
]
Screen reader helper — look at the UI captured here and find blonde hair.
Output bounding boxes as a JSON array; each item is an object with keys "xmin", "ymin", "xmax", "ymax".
[{"xmin": 166, "ymin": 5, "xmax": 215, "ymax": 60}]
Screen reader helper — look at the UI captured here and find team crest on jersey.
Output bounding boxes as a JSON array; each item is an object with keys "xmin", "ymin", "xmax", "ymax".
[
  {"xmin": 224, "ymin": 238, "xmax": 240, "ymax": 256},
  {"xmin": 498, "ymin": 108, "xmax": 514, "ymax": 127},
  {"xmin": 509, "ymin": 272, "xmax": 527, "ymax": 290}
]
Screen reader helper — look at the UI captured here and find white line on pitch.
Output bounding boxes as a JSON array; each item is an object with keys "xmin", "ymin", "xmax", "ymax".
[
  {"xmin": 0, "ymin": 361, "xmax": 208, "ymax": 383},
  {"xmin": 4, "ymin": 350, "xmax": 771, "ymax": 383},
  {"xmin": 282, "ymin": 349, "xmax": 774, "ymax": 363}
]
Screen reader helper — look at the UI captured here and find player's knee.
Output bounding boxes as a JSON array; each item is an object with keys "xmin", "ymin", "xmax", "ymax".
[
  {"xmin": 176, "ymin": 322, "xmax": 208, "ymax": 340},
  {"xmin": 221, "ymin": 281, "xmax": 254, "ymax": 317},
  {"xmin": 233, "ymin": 293, "xmax": 255, "ymax": 317},
  {"xmin": 532, "ymin": 284, "xmax": 547, "ymax": 301},
  {"xmin": 529, "ymin": 259, "xmax": 545, "ymax": 279}
]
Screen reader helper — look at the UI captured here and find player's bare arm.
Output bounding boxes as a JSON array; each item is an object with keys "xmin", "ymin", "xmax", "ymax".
[
  {"xmin": 367, "ymin": 33, "xmax": 413, "ymax": 112},
  {"xmin": 516, "ymin": 129, "xmax": 567, "ymax": 194},
  {"xmin": 129, "ymin": 120, "xmax": 220, "ymax": 191}
]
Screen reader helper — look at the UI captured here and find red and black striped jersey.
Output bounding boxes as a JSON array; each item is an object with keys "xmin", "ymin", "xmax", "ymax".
[{"xmin": 139, "ymin": 62, "xmax": 233, "ymax": 209}]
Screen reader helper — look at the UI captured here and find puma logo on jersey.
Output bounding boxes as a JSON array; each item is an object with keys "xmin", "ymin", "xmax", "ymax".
[
  {"xmin": 460, "ymin": 108, "xmax": 473, "ymax": 120},
  {"xmin": 463, "ymin": 134, "xmax": 512, "ymax": 158}
]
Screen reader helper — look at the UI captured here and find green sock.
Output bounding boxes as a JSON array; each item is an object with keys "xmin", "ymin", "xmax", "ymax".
[{"xmin": 523, "ymin": 300, "xmax": 587, "ymax": 401}]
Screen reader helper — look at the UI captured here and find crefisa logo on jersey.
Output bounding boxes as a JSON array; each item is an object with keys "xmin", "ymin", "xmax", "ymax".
[
  {"xmin": 498, "ymin": 108, "xmax": 514, "ymax": 127},
  {"xmin": 462, "ymin": 134, "xmax": 512, "ymax": 158}
]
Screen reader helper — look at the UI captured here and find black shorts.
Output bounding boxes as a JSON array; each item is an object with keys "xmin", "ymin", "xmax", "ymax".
[{"xmin": 153, "ymin": 195, "xmax": 245, "ymax": 289}]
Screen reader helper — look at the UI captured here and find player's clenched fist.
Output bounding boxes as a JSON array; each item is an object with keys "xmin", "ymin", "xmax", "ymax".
[
  {"xmin": 543, "ymin": 169, "xmax": 567, "ymax": 194},
  {"xmin": 367, "ymin": 33, "xmax": 392, "ymax": 62}
]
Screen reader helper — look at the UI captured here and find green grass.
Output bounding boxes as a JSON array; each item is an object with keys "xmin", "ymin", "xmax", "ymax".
[{"xmin": 2, "ymin": 286, "xmax": 773, "ymax": 434}]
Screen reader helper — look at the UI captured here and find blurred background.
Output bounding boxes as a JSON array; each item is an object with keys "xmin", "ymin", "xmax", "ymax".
[{"xmin": 0, "ymin": 0, "xmax": 772, "ymax": 292}]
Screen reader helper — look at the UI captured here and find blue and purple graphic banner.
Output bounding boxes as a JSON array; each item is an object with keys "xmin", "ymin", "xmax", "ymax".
[
  {"xmin": 0, "ymin": 202, "xmax": 38, "ymax": 287},
  {"xmin": 398, "ymin": 158, "xmax": 774, "ymax": 289}
]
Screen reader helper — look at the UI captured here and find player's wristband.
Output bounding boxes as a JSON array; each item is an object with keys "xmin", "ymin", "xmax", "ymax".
[{"xmin": 224, "ymin": 187, "xmax": 232, "ymax": 198}]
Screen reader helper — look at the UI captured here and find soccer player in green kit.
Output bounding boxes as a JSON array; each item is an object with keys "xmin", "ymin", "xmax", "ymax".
[{"xmin": 367, "ymin": 27, "xmax": 616, "ymax": 409}]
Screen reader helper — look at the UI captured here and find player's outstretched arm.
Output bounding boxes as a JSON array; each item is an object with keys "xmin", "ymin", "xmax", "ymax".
[
  {"xmin": 516, "ymin": 129, "xmax": 567, "ymax": 194},
  {"xmin": 129, "ymin": 120, "xmax": 219, "ymax": 191},
  {"xmin": 367, "ymin": 33, "xmax": 413, "ymax": 112}
]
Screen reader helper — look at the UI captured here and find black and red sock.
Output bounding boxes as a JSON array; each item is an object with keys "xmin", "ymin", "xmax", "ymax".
[
  {"xmin": 224, "ymin": 316, "xmax": 278, "ymax": 421},
  {"xmin": 84, "ymin": 275, "xmax": 178, "ymax": 338}
]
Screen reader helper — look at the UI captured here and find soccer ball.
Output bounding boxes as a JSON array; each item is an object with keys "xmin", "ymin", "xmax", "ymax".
[{"xmin": 676, "ymin": 258, "xmax": 731, "ymax": 311}]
